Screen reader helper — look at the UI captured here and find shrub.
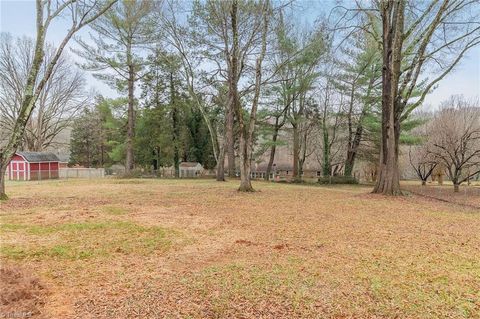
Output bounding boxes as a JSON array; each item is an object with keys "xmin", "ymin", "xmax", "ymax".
[
  {"xmin": 117, "ymin": 168, "xmax": 144, "ymax": 178},
  {"xmin": 317, "ymin": 175, "xmax": 358, "ymax": 185}
]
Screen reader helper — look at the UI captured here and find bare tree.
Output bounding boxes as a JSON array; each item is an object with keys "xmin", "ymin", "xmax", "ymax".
[
  {"xmin": 317, "ymin": 77, "xmax": 344, "ymax": 177},
  {"xmin": 409, "ymin": 147, "xmax": 437, "ymax": 186},
  {"xmin": 429, "ymin": 96, "xmax": 480, "ymax": 192},
  {"xmin": 277, "ymin": 24, "xmax": 325, "ymax": 181},
  {"xmin": 234, "ymin": 0, "xmax": 271, "ymax": 191},
  {"xmin": 162, "ymin": 0, "xmax": 273, "ymax": 190},
  {"xmin": 158, "ymin": 0, "xmax": 222, "ymax": 180},
  {"xmin": 190, "ymin": 0, "xmax": 283, "ymax": 180},
  {"xmin": 0, "ymin": 34, "xmax": 87, "ymax": 152},
  {"xmin": 298, "ymin": 107, "xmax": 318, "ymax": 177},
  {"xmin": 187, "ymin": 0, "xmax": 243, "ymax": 179},
  {"xmin": 261, "ymin": 95, "xmax": 289, "ymax": 181},
  {"xmin": 0, "ymin": 0, "xmax": 116, "ymax": 200},
  {"xmin": 406, "ymin": 112, "xmax": 437, "ymax": 185}
]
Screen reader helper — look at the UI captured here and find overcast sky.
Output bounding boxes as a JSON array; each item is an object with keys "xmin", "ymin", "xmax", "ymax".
[{"xmin": 1, "ymin": 0, "xmax": 479, "ymax": 109}]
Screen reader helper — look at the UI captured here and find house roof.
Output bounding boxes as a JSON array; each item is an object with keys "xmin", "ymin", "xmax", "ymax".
[
  {"xmin": 179, "ymin": 162, "xmax": 202, "ymax": 168},
  {"xmin": 56, "ymin": 153, "xmax": 70, "ymax": 163},
  {"xmin": 17, "ymin": 152, "xmax": 59, "ymax": 162}
]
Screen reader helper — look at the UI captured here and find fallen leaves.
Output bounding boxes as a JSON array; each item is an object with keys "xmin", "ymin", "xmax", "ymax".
[{"xmin": 0, "ymin": 179, "xmax": 479, "ymax": 318}]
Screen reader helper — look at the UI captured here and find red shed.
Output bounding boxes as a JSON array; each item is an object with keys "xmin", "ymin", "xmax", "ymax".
[{"xmin": 7, "ymin": 152, "xmax": 60, "ymax": 181}]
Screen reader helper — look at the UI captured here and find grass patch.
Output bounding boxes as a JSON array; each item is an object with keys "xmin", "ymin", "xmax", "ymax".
[
  {"xmin": 354, "ymin": 254, "xmax": 480, "ymax": 318},
  {"xmin": 101, "ymin": 205, "xmax": 128, "ymax": 215},
  {"xmin": 1, "ymin": 221, "xmax": 111, "ymax": 235},
  {"xmin": 181, "ymin": 259, "xmax": 319, "ymax": 317},
  {"xmin": 0, "ymin": 221, "xmax": 172, "ymax": 260}
]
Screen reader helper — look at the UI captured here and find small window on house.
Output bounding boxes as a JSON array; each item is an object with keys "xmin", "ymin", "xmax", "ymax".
[{"xmin": 317, "ymin": 171, "xmax": 321, "ymax": 177}]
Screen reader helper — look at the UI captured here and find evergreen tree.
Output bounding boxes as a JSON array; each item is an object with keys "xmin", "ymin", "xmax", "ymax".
[
  {"xmin": 69, "ymin": 97, "xmax": 127, "ymax": 167},
  {"xmin": 70, "ymin": 107, "xmax": 104, "ymax": 168},
  {"xmin": 136, "ymin": 50, "xmax": 217, "ymax": 172},
  {"xmin": 74, "ymin": 0, "xmax": 155, "ymax": 173}
]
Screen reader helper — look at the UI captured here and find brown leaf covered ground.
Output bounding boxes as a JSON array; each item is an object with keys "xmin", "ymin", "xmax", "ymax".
[
  {"xmin": 403, "ymin": 182, "xmax": 480, "ymax": 209},
  {"xmin": 0, "ymin": 262, "xmax": 47, "ymax": 318},
  {"xmin": 0, "ymin": 179, "xmax": 479, "ymax": 318}
]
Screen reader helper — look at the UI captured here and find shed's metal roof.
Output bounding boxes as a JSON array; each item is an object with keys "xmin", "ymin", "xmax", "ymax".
[
  {"xmin": 56, "ymin": 153, "xmax": 70, "ymax": 163},
  {"xmin": 17, "ymin": 152, "xmax": 60, "ymax": 162}
]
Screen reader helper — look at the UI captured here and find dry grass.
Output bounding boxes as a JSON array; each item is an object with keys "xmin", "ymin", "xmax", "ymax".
[
  {"xmin": 0, "ymin": 179, "xmax": 479, "ymax": 318},
  {"xmin": 402, "ymin": 181, "xmax": 480, "ymax": 208}
]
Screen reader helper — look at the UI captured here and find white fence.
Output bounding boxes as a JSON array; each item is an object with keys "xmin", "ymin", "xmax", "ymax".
[{"xmin": 59, "ymin": 168, "xmax": 105, "ymax": 179}]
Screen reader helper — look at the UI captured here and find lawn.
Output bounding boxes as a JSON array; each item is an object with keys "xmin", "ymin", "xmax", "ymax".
[{"xmin": 0, "ymin": 179, "xmax": 479, "ymax": 318}]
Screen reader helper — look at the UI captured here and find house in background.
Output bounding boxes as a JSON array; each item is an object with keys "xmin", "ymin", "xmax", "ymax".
[
  {"xmin": 179, "ymin": 162, "xmax": 204, "ymax": 178},
  {"xmin": 7, "ymin": 152, "xmax": 60, "ymax": 181},
  {"xmin": 251, "ymin": 163, "xmax": 321, "ymax": 182}
]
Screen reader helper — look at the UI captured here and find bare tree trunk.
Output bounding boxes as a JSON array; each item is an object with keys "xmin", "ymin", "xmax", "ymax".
[
  {"xmin": 344, "ymin": 150, "xmax": 355, "ymax": 177},
  {"xmin": 454, "ymin": 183, "xmax": 459, "ymax": 192},
  {"xmin": 87, "ymin": 139, "xmax": 91, "ymax": 168},
  {"xmin": 170, "ymin": 72, "xmax": 180, "ymax": 178},
  {"xmin": 224, "ymin": 0, "xmax": 241, "ymax": 179},
  {"xmin": 0, "ymin": 0, "xmax": 114, "ymax": 199},
  {"xmin": 0, "ymin": 163, "xmax": 7, "ymax": 200},
  {"xmin": 298, "ymin": 125, "xmax": 309, "ymax": 178},
  {"xmin": 216, "ymin": 124, "xmax": 226, "ymax": 182},
  {"xmin": 345, "ymin": 74, "xmax": 373, "ymax": 177},
  {"xmin": 345, "ymin": 124, "xmax": 363, "ymax": 177},
  {"xmin": 299, "ymin": 156, "xmax": 305, "ymax": 179},
  {"xmin": 373, "ymin": 0, "xmax": 404, "ymax": 195},
  {"xmin": 226, "ymin": 104, "xmax": 236, "ymax": 178},
  {"xmin": 100, "ymin": 144, "xmax": 105, "ymax": 167},
  {"xmin": 235, "ymin": 0, "xmax": 269, "ymax": 192},
  {"xmin": 265, "ymin": 125, "xmax": 279, "ymax": 181},
  {"xmin": 126, "ymin": 60, "xmax": 135, "ymax": 173},
  {"xmin": 292, "ymin": 125, "xmax": 300, "ymax": 181},
  {"xmin": 216, "ymin": 146, "xmax": 226, "ymax": 181},
  {"xmin": 0, "ymin": 2, "xmax": 46, "ymax": 200},
  {"xmin": 238, "ymin": 133, "xmax": 254, "ymax": 191},
  {"xmin": 345, "ymin": 82, "xmax": 355, "ymax": 177},
  {"xmin": 322, "ymin": 121, "xmax": 330, "ymax": 177},
  {"xmin": 232, "ymin": 0, "xmax": 254, "ymax": 192},
  {"xmin": 374, "ymin": 101, "xmax": 402, "ymax": 194}
]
